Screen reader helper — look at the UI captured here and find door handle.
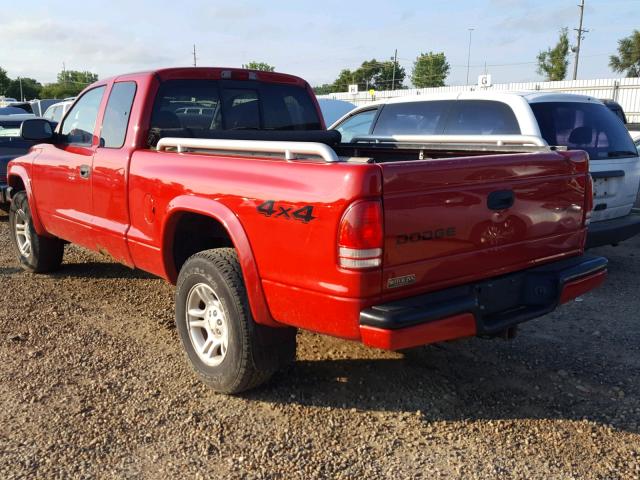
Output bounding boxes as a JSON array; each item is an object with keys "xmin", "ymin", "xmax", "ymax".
[
  {"xmin": 79, "ymin": 164, "xmax": 91, "ymax": 179},
  {"xmin": 487, "ymin": 190, "xmax": 515, "ymax": 211}
]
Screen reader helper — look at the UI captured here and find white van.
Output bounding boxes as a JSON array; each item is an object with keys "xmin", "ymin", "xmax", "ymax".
[{"xmin": 331, "ymin": 92, "xmax": 640, "ymax": 248}]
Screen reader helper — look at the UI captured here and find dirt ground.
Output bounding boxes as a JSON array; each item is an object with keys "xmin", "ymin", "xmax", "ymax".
[{"xmin": 0, "ymin": 210, "xmax": 638, "ymax": 479}]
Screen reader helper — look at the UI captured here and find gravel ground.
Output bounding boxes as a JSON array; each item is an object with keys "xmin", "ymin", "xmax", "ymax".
[{"xmin": 0, "ymin": 210, "xmax": 639, "ymax": 479}]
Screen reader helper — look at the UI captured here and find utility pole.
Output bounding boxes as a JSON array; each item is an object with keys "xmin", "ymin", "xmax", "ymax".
[
  {"xmin": 572, "ymin": 0, "xmax": 587, "ymax": 80},
  {"xmin": 192, "ymin": 45, "xmax": 197, "ymax": 67},
  {"xmin": 19, "ymin": 77, "xmax": 23, "ymax": 101},
  {"xmin": 391, "ymin": 48, "xmax": 398, "ymax": 90},
  {"xmin": 466, "ymin": 28, "xmax": 475, "ymax": 85},
  {"xmin": 62, "ymin": 62, "xmax": 67, "ymax": 85}
]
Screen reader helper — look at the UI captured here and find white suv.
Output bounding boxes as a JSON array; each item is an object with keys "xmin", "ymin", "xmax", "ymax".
[{"xmin": 331, "ymin": 92, "xmax": 640, "ymax": 248}]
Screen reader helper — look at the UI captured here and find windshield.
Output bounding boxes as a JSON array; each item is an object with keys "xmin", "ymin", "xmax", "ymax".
[{"xmin": 531, "ymin": 101, "xmax": 638, "ymax": 159}]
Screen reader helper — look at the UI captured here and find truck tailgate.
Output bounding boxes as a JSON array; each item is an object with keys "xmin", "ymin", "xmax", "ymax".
[{"xmin": 380, "ymin": 151, "xmax": 589, "ymax": 299}]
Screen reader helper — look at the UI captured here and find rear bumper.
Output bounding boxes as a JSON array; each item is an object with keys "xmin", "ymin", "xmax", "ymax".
[
  {"xmin": 359, "ymin": 255, "xmax": 608, "ymax": 350},
  {"xmin": 586, "ymin": 212, "xmax": 640, "ymax": 248}
]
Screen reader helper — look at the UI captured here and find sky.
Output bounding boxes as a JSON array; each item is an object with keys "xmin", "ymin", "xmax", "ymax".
[{"xmin": 1, "ymin": 0, "xmax": 638, "ymax": 89}]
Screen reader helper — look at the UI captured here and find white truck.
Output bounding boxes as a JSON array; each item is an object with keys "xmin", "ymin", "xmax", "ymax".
[{"xmin": 331, "ymin": 92, "xmax": 640, "ymax": 248}]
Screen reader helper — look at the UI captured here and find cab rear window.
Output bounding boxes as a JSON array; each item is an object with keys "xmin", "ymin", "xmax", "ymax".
[
  {"xmin": 149, "ymin": 79, "xmax": 321, "ymax": 143},
  {"xmin": 531, "ymin": 102, "xmax": 638, "ymax": 159}
]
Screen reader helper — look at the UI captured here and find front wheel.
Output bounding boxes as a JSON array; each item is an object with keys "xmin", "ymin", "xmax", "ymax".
[
  {"xmin": 175, "ymin": 248, "xmax": 296, "ymax": 394},
  {"xmin": 9, "ymin": 191, "xmax": 64, "ymax": 273}
]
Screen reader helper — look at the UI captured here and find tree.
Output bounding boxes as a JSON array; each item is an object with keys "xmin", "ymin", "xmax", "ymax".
[
  {"xmin": 5, "ymin": 78, "xmax": 42, "ymax": 100},
  {"xmin": 0, "ymin": 67, "xmax": 10, "ymax": 96},
  {"xmin": 243, "ymin": 61, "xmax": 275, "ymax": 72},
  {"xmin": 40, "ymin": 69, "xmax": 98, "ymax": 98},
  {"xmin": 313, "ymin": 84, "xmax": 334, "ymax": 95},
  {"xmin": 537, "ymin": 28, "xmax": 570, "ymax": 81},
  {"xmin": 411, "ymin": 52, "xmax": 450, "ymax": 87},
  {"xmin": 609, "ymin": 30, "xmax": 640, "ymax": 77},
  {"xmin": 320, "ymin": 59, "xmax": 406, "ymax": 93},
  {"xmin": 373, "ymin": 60, "xmax": 406, "ymax": 90}
]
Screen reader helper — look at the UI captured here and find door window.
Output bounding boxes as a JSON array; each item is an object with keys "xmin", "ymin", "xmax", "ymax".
[
  {"xmin": 101, "ymin": 82, "xmax": 137, "ymax": 148},
  {"xmin": 61, "ymin": 87, "xmax": 106, "ymax": 145},
  {"xmin": 334, "ymin": 109, "xmax": 378, "ymax": 143}
]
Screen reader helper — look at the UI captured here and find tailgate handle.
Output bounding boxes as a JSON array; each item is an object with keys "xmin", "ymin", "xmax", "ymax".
[{"xmin": 487, "ymin": 190, "xmax": 514, "ymax": 210}]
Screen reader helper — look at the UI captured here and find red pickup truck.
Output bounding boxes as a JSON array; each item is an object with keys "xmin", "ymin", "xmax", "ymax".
[{"xmin": 7, "ymin": 68, "xmax": 607, "ymax": 393}]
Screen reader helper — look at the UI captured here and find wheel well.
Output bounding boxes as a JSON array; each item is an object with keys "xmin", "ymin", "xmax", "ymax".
[
  {"xmin": 9, "ymin": 175, "xmax": 25, "ymax": 192},
  {"xmin": 171, "ymin": 213, "xmax": 234, "ymax": 275}
]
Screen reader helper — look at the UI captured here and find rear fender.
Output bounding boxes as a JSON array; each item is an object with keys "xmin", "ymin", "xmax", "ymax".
[{"xmin": 162, "ymin": 195, "xmax": 279, "ymax": 327}]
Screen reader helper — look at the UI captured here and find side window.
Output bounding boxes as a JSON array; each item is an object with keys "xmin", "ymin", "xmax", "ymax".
[
  {"xmin": 373, "ymin": 101, "xmax": 454, "ymax": 136},
  {"xmin": 101, "ymin": 82, "xmax": 137, "ymax": 148},
  {"xmin": 61, "ymin": 87, "xmax": 106, "ymax": 145},
  {"xmin": 443, "ymin": 100, "xmax": 520, "ymax": 135},
  {"xmin": 334, "ymin": 109, "xmax": 378, "ymax": 143}
]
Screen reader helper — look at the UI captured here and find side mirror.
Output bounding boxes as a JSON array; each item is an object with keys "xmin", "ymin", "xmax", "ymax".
[{"xmin": 21, "ymin": 118, "xmax": 54, "ymax": 142}]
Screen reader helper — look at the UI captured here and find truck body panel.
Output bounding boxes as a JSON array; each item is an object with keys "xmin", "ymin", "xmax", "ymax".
[{"xmin": 7, "ymin": 68, "xmax": 607, "ymax": 349}]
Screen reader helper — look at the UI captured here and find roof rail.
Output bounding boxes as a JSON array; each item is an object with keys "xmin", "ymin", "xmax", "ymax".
[
  {"xmin": 352, "ymin": 134, "xmax": 549, "ymax": 147},
  {"xmin": 156, "ymin": 137, "xmax": 342, "ymax": 163}
]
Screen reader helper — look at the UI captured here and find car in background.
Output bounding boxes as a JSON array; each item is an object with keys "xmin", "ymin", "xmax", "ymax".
[
  {"xmin": 0, "ymin": 97, "xmax": 18, "ymax": 107},
  {"xmin": 3, "ymin": 102, "xmax": 33, "ymax": 114},
  {"xmin": 0, "ymin": 106, "xmax": 34, "ymax": 115},
  {"xmin": 42, "ymin": 99, "xmax": 74, "ymax": 123},
  {"xmin": 0, "ymin": 113, "xmax": 38, "ymax": 210},
  {"xmin": 317, "ymin": 98, "xmax": 355, "ymax": 127},
  {"xmin": 30, "ymin": 99, "xmax": 60, "ymax": 117},
  {"xmin": 331, "ymin": 91, "xmax": 640, "ymax": 248}
]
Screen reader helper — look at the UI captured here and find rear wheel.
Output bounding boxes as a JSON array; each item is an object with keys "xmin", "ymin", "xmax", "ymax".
[
  {"xmin": 175, "ymin": 248, "xmax": 296, "ymax": 394},
  {"xmin": 9, "ymin": 191, "xmax": 64, "ymax": 273}
]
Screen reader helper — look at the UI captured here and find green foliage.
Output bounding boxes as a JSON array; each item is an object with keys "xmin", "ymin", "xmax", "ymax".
[
  {"xmin": 609, "ymin": 30, "xmax": 640, "ymax": 77},
  {"xmin": 0, "ymin": 67, "xmax": 11, "ymax": 96},
  {"xmin": 537, "ymin": 28, "xmax": 570, "ymax": 81},
  {"xmin": 374, "ymin": 60, "xmax": 406, "ymax": 90},
  {"xmin": 40, "ymin": 70, "xmax": 99, "ymax": 99},
  {"xmin": 411, "ymin": 52, "xmax": 450, "ymax": 87},
  {"xmin": 244, "ymin": 62, "xmax": 276, "ymax": 72},
  {"xmin": 315, "ymin": 59, "xmax": 406, "ymax": 94},
  {"xmin": 313, "ymin": 84, "xmax": 334, "ymax": 95},
  {"xmin": 5, "ymin": 78, "xmax": 42, "ymax": 100}
]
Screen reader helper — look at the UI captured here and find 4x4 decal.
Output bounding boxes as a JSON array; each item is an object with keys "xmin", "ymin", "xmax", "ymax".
[{"xmin": 257, "ymin": 200, "xmax": 316, "ymax": 223}]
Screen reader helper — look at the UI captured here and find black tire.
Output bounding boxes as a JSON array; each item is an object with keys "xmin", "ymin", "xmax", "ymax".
[
  {"xmin": 175, "ymin": 248, "xmax": 296, "ymax": 394},
  {"xmin": 9, "ymin": 191, "xmax": 64, "ymax": 273}
]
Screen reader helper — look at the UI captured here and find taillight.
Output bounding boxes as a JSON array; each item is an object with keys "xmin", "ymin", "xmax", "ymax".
[
  {"xmin": 584, "ymin": 174, "xmax": 594, "ymax": 226},
  {"xmin": 338, "ymin": 200, "xmax": 383, "ymax": 269}
]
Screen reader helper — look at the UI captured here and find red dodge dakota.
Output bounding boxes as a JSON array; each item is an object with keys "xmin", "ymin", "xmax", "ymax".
[{"xmin": 7, "ymin": 68, "xmax": 607, "ymax": 393}]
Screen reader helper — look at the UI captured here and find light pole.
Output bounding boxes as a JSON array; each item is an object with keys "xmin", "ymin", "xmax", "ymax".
[
  {"xmin": 466, "ymin": 28, "xmax": 475, "ymax": 85},
  {"xmin": 572, "ymin": 0, "xmax": 587, "ymax": 80}
]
